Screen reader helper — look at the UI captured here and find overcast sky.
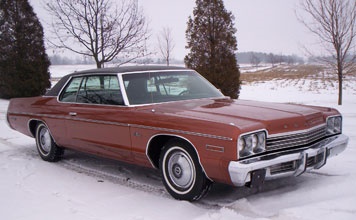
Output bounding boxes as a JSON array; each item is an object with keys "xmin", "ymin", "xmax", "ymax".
[{"xmin": 29, "ymin": 0, "xmax": 318, "ymax": 60}]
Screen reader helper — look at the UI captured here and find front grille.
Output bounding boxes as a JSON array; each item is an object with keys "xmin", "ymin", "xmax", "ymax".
[
  {"xmin": 266, "ymin": 125, "xmax": 327, "ymax": 151},
  {"xmin": 307, "ymin": 153, "xmax": 325, "ymax": 167}
]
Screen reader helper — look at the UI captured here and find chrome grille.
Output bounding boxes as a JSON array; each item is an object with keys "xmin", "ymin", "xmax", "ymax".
[
  {"xmin": 270, "ymin": 161, "xmax": 298, "ymax": 175},
  {"xmin": 307, "ymin": 153, "xmax": 325, "ymax": 167},
  {"xmin": 266, "ymin": 125, "xmax": 327, "ymax": 151}
]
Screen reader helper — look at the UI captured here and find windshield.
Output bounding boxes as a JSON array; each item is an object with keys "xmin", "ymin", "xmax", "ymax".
[{"xmin": 122, "ymin": 70, "xmax": 224, "ymax": 105}]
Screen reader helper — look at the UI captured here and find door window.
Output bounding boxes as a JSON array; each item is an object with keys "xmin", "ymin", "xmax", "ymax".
[{"xmin": 59, "ymin": 75, "xmax": 124, "ymax": 105}]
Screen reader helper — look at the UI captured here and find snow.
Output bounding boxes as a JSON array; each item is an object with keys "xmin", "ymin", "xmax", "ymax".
[{"xmin": 1, "ymin": 66, "xmax": 356, "ymax": 220}]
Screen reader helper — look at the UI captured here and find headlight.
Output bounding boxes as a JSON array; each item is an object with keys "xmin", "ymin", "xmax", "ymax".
[
  {"xmin": 238, "ymin": 131, "xmax": 266, "ymax": 158},
  {"xmin": 326, "ymin": 116, "xmax": 342, "ymax": 135}
]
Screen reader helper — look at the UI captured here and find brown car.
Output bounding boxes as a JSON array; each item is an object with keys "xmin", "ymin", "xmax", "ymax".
[{"xmin": 6, "ymin": 66, "xmax": 349, "ymax": 201}]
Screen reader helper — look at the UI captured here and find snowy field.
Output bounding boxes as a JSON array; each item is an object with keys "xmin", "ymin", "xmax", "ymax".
[{"xmin": 1, "ymin": 65, "xmax": 355, "ymax": 220}]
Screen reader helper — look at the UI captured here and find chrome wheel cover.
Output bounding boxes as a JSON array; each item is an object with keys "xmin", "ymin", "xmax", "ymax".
[
  {"xmin": 166, "ymin": 148, "xmax": 195, "ymax": 191},
  {"xmin": 39, "ymin": 127, "xmax": 51, "ymax": 154}
]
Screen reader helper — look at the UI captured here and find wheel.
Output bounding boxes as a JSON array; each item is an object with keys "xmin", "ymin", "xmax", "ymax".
[
  {"xmin": 159, "ymin": 139, "xmax": 211, "ymax": 201},
  {"xmin": 35, "ymin": 123, "xmax": 64, "ymax": 162}
]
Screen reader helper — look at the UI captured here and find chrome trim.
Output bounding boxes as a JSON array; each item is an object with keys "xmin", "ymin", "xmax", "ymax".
[
  {"xmin": 206, "ymin": 145, "xmax": 225, "ymax": 153},
  {"xmin": 268, "ymin": 123, "xmax": 327, "ymax": 138},
  {"xmin": 132, "ymin": 124, "xmax": 232, "ymax": 141},
  {"xmin": 9, "ymin": 111, "xmax": 232, "ymax": 141},
  {"xmin": 228, "ymin": 134, "xmax": 348, "ymax": 186},
  {"xmin": 326, "ymin": 115, "xmax": 343, "ymax": 134},
  {"xmin": 56, "ymin": 74, "xmax": 129, "ymax": 107},
  {"xmin": 118, "ymin": 70, "xmax": 225, "ymax": 107},
  {"xmin": 118, "ymin": 69, "xmax": 189, "ymax": 75},
  {"xmin": 56, "ymin": 101, "xmax": 128, "ymax": 108},
  {"xmin": 10, "ymin": 111, "xmax": 130, "ymax": 128},
  {"xmin": 266, "ymin": 124, "xmax": 327, "ymax": 151},
  {"xmin": 121, "ymin": 97, "xmax": 226, "ymax": 108},
  {"xmin": 56, "ymin": 75, "xmax": 75, "ymax": 103},
  {"xmin": 237, "ymin": 129, "xmax": 268, "ymax": 159},
  {"xmin": 118, "ymin": 74, "xmax": 130, "ymax": 106},
  {"xmin": 51, "ymin": 69, "xmax": 226, "ymax": 108}
]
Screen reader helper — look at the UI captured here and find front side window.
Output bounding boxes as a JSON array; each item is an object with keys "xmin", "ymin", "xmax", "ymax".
[
  {"xmin": 59, "ymin": 77, "xmax": 83, "ymax": 102},
  {"xmin": 123, "ymin": 71, "xmax": 223, "ymax": 105},
  {"xmin": 59, "ymin": 75, "xmax": 124, "ymax": 105}
]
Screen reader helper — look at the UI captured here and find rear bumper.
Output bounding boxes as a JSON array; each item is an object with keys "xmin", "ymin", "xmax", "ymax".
[{"xmin": 228, "ymin": 134, "xmax": 349, "ymax": 187}]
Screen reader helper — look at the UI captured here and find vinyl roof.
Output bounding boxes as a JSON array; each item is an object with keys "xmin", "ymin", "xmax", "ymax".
[{"xmin": 72, "ymin": 65, "xmax": 188, "ymax": 75}]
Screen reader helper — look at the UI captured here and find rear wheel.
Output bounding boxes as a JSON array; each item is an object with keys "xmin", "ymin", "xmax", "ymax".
[
  {"xmin": 159, "ymin": 140, "xmax": 211, "ymax": 201},
  {"xmin": 35, "ymin": 123, "xmax": 64, "ymax": 162}
]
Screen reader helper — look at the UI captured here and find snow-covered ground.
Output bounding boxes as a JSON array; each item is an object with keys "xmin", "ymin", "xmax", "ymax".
[{"xmin": 1, "ymin": 66, "xmax": 355, "ymax": 220}]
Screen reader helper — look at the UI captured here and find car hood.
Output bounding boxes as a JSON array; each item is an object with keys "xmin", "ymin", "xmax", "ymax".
[{"xmin": 150, "ymin": 98, "xmax": 333, "ymax": 135}]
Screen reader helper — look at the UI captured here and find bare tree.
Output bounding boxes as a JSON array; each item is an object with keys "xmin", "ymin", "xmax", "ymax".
[
  {"xmin": 250, "ymin": 52, "xmax": 261, "ymax": 67},
  {"xmin": 267, "ymin": 53, "xmax": 277, "ymax": 67},
  {"xmin": 298, "ymin": 0, "xmax": 356, "ymax": 105},
  {"xmin": 46, "ymin": 0, "xmax": 149, "ymax": 68},
  {"xmin": 157, "ymin": 26, "xmax": 175, "ymax": 66}
]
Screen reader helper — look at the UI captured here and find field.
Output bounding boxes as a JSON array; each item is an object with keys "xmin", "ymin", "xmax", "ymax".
[
  {"xmin": 241, "ymin": 64, "xmax": 356, "ymax": 93},
  {"xmin": 1, "ymin": 64, "xmax": 355, "ymax": 220}
]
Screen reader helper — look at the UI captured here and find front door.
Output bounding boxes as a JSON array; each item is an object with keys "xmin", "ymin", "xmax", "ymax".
[{"xmin": 59, "ymin": 74, "xmax": 132, "ymax": 161}]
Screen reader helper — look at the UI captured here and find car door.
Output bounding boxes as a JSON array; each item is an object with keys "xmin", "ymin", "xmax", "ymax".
[{"xmin": 59, "ymin": 74, "xmax": 133, "ymax": 161}]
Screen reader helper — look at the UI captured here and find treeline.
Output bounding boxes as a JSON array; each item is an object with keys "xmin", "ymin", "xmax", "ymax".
[
  {"xmin": 236, "ymin": 52, "xmax": 305, "ymax": 66},
  {"xmin": 50, "ymin": 55, "xmax": 94, "ymax": 65},
  {"xmin": 50, "ymin": 52, "xmax": 304, "ymax": 66},
  {"xmin": 49, "ymin": 54, "xmax": 184, "ymax": 65}
]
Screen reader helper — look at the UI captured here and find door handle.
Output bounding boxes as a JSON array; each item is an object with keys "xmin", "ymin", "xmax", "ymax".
[{"xmin": 69, "ymin": 112, "xmax": 77, "ymax": 116}]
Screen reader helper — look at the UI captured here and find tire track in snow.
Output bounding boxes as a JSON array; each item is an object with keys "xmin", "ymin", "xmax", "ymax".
[
  {"xmin": 59, "ymin": 159, "xmax": 169, "ymax": 198},
  {"xmin": 57, "ymin": 155, "xmax": 248, "ymax": 211}
]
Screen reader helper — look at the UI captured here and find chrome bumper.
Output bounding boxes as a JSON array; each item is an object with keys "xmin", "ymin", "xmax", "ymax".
[{"xmin": 228, "ymin": 134, "xmax": 349, "ymax": 187}]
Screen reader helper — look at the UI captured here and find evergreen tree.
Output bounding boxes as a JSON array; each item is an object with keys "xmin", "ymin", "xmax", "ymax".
[
  {"xmin": 0, "ymin": 0, "xmax": 50, "ymax": 99},
  {"xmin": 185, "ymin": 0, "xmax": 240, "ymax": 99}
]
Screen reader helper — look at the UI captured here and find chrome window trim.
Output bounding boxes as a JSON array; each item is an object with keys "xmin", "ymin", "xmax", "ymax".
[
  {"xmin": 52, "ymin": 69, "xmax": 225, "ymax": 107},
  {"xmin": 117, "ymin": 73, "xmax": 130, "ymax": 106},
  {"xmin": 57, "ymin": 73, "xmax": 126, "ymax": 106},
  {"xmin": 118, "ymin": 69, "xmax": 225, "ymax": 107},
  {"xmin": 56, "ymin": 75, "xmax": 75, "ymax": 103}
]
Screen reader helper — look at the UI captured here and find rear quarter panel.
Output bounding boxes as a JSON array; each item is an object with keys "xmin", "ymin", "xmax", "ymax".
[{"xmin": 7, "ymin": 96, "xmax": 67, "ymax": 144}]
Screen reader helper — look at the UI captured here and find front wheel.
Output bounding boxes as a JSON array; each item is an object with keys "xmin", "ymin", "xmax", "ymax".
[
  {"xmin": 159, "ymin": 140, "xmax": 211, "ymax": 201},
  {"xmin": 35, "ymin": 123, "xmax": 64, "ymax": 162}
]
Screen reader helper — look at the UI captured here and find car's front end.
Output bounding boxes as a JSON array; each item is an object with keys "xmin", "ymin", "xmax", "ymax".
[{"xmin": 228, "ymin": 115, "xmax": 348, "ymax": 188}]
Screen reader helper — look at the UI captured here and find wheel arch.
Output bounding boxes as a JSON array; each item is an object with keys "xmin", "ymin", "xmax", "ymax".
[
  {"xmin": 146, "ymin": 134, "xmax": 211, "ymax": 180},
  {"xmin": 28, "ymin": 119, "xmax": 42, "ymax": 137},
  {"xmin": 28, "ymin": 119, "xmax": 58, "ymax": 144}
]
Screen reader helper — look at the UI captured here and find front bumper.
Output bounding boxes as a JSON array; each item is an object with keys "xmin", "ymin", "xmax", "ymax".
[{"xmin": 228, "ymin": 134, "xmax": 349, "ymax": 187}]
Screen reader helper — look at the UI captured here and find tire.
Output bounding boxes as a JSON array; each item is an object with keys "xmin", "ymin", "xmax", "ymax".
[
  {"xmin": 35, "ymin": 123, "xmax": 64, "ymax": 162},
  {"xmin": 159, "ymin": 139, "xmax": 211, "ymax": 201}
]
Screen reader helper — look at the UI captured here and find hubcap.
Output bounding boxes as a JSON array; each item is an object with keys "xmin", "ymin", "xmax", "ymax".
[
  {"xmin": 167, "ymin": 151, "xmax": 195, "ymax": 189},
  {"xmin": 39, "ymin": 127, "xmax": 51, "ymax": 153}
]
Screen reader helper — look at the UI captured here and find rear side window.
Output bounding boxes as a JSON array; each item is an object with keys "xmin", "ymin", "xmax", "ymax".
[{"xmin": 59, "ymin": 75, "xmax": 124, "ymax": 105}]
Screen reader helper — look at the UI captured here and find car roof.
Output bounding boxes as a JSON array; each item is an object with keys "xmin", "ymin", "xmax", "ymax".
[
  {"xmin": 70, "ymin": 65, "xmax": 188, "ymax": 76},
  {"xmin": 45, "ymin": 65, "xmax": 190, "ymax": 97}
]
